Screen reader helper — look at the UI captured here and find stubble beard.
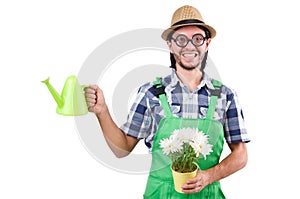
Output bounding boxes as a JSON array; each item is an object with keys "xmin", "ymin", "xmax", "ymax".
[{"xmin": 178, "ymin": 61, "xmax": 200, "ymax": 71}]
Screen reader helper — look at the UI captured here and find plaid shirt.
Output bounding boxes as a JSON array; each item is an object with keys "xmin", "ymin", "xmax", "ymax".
[{"xmin": 120, "ymin": 69, "xmax": 250, "ymax": 150}]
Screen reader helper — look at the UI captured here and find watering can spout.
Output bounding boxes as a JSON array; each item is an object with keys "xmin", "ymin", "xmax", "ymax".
[
  {"xmin": 41, "ymin": 76, "xmax": 88, "ymax": 116},
  {"xmin": 41, "ymin": 77, "xmax": 64, "ymax": 107}
]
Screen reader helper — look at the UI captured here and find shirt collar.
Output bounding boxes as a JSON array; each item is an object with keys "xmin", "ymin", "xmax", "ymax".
[{"xmin": 170, "ymin": 69, "xmax": 214, "ymax": 90}]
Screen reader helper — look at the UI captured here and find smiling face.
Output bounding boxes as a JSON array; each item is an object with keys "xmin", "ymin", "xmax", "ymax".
[{"xmin": 167, "ymin": 26, "xmax": 211, "ymax": 71}]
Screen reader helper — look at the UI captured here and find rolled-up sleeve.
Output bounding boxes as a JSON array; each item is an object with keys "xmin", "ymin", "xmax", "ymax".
[
  {"xmin": 120, "ymin": 85, "xmax": 152, "ymax": 139},
  {"xmin": 224, "ymin": 89, "xmax": 250, "ymax": 143}
]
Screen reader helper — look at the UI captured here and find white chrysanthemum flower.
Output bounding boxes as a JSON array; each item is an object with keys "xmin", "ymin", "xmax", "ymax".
[
  {"xmin": 160, "ymin": 127, "xmax": 213, "ymax": 167},
  {"xmin": 159, "ymin": 138, "xmax": 172, "ymax": 155},
  {"xmin": 190, "ymin": 131, "xmax": 213, "ymax": 159},
  {"xmin": 171, "ymin": 128, "xmax": 189, "ymax": 144},
  {"xmin": 182, "ymin": 128, "xmax": 198, "ymax": 142},
  {"xmin": 190, "ymin": 141, "xmax": 201, "ymax": 157},
  {"xmin": 159, "ymin": 137, "xmax": 183, "ymax": 155},
  {"xmin": 201, "ymin": 143, "xmax": 213, "ymax": 159}
]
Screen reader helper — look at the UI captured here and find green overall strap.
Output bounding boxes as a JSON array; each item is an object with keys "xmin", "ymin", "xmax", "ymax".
[
  {"xmin": 206, "ymin": 79, "xmax": 222, "ymax": 120},
  {"xmin": 153, "ymin": 77, "xmax": 172, "ymax": 118}
]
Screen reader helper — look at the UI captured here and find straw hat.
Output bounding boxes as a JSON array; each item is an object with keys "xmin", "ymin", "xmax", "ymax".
[{"xmin": 161, "ymin": 5, "xmax": 216, "ymax": 40}]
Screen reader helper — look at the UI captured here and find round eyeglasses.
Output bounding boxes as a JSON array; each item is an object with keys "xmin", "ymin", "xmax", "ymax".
[{"xmin": 171, "ymin": 34, "xmax": 206, "ymax": 48}]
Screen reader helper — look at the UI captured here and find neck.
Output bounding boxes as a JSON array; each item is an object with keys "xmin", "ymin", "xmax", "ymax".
[{"xmin": 176, "ymin": 66, "xmax": 203, "ymax": 92}]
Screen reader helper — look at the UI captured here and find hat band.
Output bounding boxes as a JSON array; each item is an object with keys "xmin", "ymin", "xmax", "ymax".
[{"xmin": 172, "ymin": 19, "xmax": 204, "ymax": 26}]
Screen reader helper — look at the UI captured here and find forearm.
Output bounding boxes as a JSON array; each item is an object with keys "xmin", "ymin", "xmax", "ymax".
[
  {"xmin": 85, "ymin": 85, "xmax": 138, "ymax": 158},
  {"xmin": 206, "ymin": 142, "xmax": 248, "ymax": 184},
  {"xmin": 96, "ymin": 105, "xmax": 134, "ymax": 158}
]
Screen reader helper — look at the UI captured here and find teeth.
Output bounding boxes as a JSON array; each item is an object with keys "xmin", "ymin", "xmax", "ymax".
[{"xmin": 183, "ymin": 53, "xmax": 197, "ymax": 58}]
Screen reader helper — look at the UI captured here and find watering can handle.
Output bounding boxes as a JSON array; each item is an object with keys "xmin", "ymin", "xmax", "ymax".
[{"xmin": 81, "ymin": 85, "xmax": 89, "ymax": 90}]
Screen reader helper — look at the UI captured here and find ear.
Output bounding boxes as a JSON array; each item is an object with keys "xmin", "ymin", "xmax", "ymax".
[
  {"xmin": 166, "ymin": 40, "xmax": 174, "ymax": 53},
  {"xmin": 205, "ymin": 38, "xmax": 212, "ymax": 50}
]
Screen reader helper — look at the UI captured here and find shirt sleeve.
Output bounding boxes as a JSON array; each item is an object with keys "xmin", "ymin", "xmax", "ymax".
[
  {"xmin": 120, "ymin": 84, "xmax": 153, "ymax": 139},
  {"xmin": 223, "ymin": 89, "xmax": 250, "ymax": 143}
]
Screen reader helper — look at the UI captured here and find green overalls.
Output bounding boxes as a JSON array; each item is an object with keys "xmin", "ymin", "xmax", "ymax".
[{"xmin": 143, "ymin": 78, "xmax": 226, "ymax": 199}]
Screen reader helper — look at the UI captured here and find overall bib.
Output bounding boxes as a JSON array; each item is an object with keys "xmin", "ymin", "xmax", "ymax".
[{"xmin": 143, "ymin": 78, "xmax": 226, "ymax": 199}]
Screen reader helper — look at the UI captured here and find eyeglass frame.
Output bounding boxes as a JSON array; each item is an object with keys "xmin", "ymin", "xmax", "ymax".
[{"xmin": 171, "ymin": 33, "xmax": 207, "ymax": 48}]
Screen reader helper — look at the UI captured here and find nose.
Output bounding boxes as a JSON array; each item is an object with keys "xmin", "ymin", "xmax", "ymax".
[{"xmin": 185, "ymin": 40, "xmax": 196, "ymax": 49}]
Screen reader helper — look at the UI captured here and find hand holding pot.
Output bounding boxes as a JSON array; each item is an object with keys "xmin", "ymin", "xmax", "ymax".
[{"xmin": 181, "ymin": 170, "xmax": 211, "ymax": 194}]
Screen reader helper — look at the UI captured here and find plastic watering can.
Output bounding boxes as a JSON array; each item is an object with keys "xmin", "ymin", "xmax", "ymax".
[{"xmin": 41, "ymin": 75, "xmax": 88, "ymax": 116}]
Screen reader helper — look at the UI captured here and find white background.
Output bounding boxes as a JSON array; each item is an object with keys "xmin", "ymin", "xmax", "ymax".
[{"xmin": 1, "ymin": 0, "xmax": 299, "ymax": 198}]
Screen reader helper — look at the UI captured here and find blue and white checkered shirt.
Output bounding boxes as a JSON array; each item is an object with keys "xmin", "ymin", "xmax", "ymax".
[{"xmin": 120, "ymin": 69, "xmax": 250, "ymax": 150}]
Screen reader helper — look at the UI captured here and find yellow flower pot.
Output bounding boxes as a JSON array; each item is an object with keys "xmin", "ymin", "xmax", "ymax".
[{"xmin": 171, "ymin": 165, "xmax": 198, "ymax": 193}]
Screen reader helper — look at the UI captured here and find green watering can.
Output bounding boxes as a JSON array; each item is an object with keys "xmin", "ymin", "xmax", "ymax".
[{"xmin": 42, "ymin": 75, "xmax": 88, "ymax": 116}]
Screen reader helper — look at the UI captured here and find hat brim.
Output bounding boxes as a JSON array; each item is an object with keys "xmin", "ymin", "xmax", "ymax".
[{"xmin": 161, "ymin": 23, "xmax": 216, "ymax": 40}]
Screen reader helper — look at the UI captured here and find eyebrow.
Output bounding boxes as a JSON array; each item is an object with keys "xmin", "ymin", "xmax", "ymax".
[{"xmin": 173, "ymin": 33, "xmax": 205, "ymax": 38}]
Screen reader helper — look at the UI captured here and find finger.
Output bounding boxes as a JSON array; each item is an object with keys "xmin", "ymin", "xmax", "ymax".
[
  {"xmin": 182, "ymin": 182, "xmax": 202, "ymax": 193},
  {"xmin": 85, "ymin": 93, "xmax": 97, "ymax": 100},
  {"xmin": 85, "ymin": 94, "xmax": 96, "ymax": 103},
  {"xmin": 88, "ymin": 106, "xmax": 95, "ymax": 112},
  {"xmin": 185, "ymin": 177, "xmax": 199, "ymax": 184},
  {"xmin": 84, "ymin": 87, "xmax": 96, "ymax": 94},
  {"xmin": 182, "ymin": 182, "xmax": 198, "ymax": 190},
  {"xmin": 89, "ymin": 84, "xmax": 99, "ymax": 91},
  {"xmin": 182, "ymin": 177, "xmax": 202, "ymax": 191},
  {"xmin": 183, "ymin": 186, "xmax": 202, "ymax": 194},
  {"xmin": 86, "ymin": 101, "xmax": 96, "ymax": 107}
]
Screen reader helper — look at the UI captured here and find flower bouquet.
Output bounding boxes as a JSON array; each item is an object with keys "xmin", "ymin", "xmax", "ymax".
[{"xmin": 159, "ymin": 127, "xmax": 213, "ymax": 193}]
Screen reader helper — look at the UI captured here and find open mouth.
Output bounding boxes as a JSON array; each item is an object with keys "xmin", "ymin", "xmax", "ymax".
[{"xmin": 181, "ymin": 52, "xmax": 198, "ymax": 58}]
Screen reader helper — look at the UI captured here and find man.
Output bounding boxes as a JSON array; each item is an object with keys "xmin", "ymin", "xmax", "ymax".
[{"xmin": 85, "ymin": 5, "xmax": 250, "ymax": 198}]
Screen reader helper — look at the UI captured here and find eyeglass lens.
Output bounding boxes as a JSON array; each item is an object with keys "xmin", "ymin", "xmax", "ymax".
[{"xmin": 173, "ymin": 34, "xmax": 205, "ymax": 47}]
